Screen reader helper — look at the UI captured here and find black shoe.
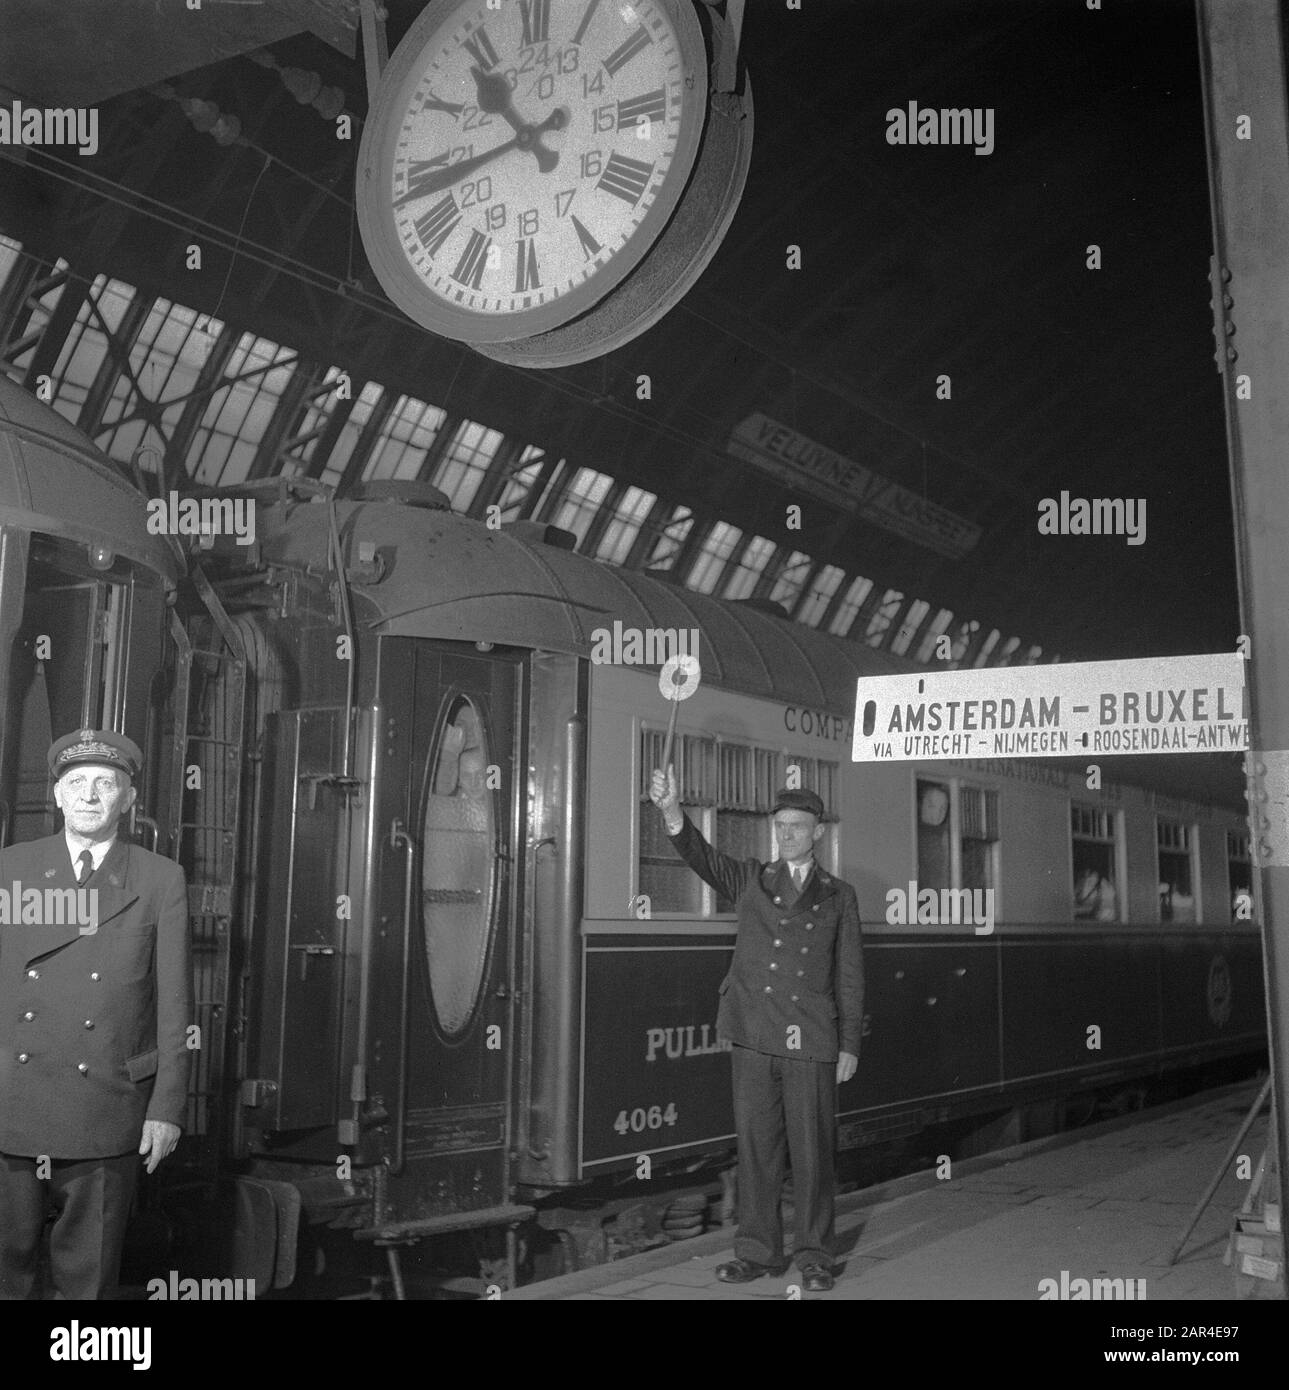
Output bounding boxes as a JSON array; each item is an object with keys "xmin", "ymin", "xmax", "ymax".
[
  {"xmin": 799, "ymin": 1263, "xmax": 835, "ymax": 1292},
  {"xmin": 716, "ymin": 1258, "xmax": 782, "ymax": 1283}
]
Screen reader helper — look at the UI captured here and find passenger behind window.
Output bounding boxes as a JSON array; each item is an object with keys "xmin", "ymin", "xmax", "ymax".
[
  {"xmin": 1159, "ymin": 879, "xmax": 1196, "ymax": 923},
  {"xmin": 1073, "ymin": 866, "xmax": 1116, "ymax": 921}
]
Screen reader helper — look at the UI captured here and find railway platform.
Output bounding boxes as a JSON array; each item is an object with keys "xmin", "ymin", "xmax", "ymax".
[{"xmin": 507, "ymin": 1080, "xmax": 1271, "ymax": 1301}]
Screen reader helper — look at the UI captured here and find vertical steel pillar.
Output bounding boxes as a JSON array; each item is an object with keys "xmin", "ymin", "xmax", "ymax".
[
  {"xmin": 0, "ymin": 528, "xmax": 31, "ymax": 848},
  {"xmin": 1196, "ymin": 0, "xmax": 1289, "ymax": 1268}
]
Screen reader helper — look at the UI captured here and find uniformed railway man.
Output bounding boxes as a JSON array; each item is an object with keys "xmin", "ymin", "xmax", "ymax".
[
  {"xmin": 650, "ymin": 767, "xmax": 863, "ymax": 1292},
  {"xmin": 0, "ymin": 730, "xmax": 192, "ymax": 1299}
]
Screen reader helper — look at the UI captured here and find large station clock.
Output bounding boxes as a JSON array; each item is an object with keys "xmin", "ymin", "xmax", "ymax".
[{"xmin": 356, "ymin": 0, "xmax": 752, "ymax": 367}]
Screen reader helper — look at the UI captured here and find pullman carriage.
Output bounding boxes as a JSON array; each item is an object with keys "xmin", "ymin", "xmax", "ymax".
[
  {"xmin": 178, "ymin": 477, "xmax": 1263, "ymax": 1290},
  {"xmin": 0, "ymin": 401, "xmax": 1260, "ymax": 1291}
]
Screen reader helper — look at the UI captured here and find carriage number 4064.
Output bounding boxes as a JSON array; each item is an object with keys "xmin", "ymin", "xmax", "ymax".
[{"xmin": 613, "ymin": 1104, "xmax": 678, "ymax": 1134}]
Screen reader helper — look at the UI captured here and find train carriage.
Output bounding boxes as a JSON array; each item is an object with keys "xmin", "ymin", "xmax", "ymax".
[
  {"xmin": 0, "ymin": 388, "xmax": 1266, "ymax": 1294},
  {"xmin": 181, "ymin": 475, "xmax": 1262, "ymax": 1287}
]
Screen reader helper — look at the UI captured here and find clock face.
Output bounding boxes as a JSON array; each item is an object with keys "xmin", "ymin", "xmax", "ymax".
[{"xmin": 358, "ymin": 0, "xmax": 709, "ymax": 344}]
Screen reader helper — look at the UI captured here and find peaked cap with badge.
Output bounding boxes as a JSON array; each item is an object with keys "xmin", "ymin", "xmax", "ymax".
[
  {"xmin": 48, "ymin": 728, "xmax": 143, "ymax": 782},
  {"xmin": 772, "ymin": 788, "xmax": 826, "ymax": 819}
]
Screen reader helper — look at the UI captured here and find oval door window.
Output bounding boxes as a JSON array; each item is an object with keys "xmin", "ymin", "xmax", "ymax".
[{"xmin": 421, "ymin": 695, "xmax": 496, "ymax": 1036}]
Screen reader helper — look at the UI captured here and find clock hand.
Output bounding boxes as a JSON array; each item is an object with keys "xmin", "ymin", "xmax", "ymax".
[
  {"xmin": 393, "ymin": 137, "xmax": 524, "ymax": 205},
  {"xmin": 472, "ymin": 65, "xmax": 528, "ymax": 136},
  {"xmin": 470, "ymin": 65, "xmax": 568, "ymax": 173},
  {"xmin": 527, "ymin": 107, "xmax": 569, "ymax": 173},
  {"xmin": 393, "ymin": 110, "xmax": 571, "ymax": 210}
]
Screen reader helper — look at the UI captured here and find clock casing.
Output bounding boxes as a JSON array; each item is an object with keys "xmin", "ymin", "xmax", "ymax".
[{"xmin": 357, "ymin": 0, "xmax": 713, "ymax": 351}]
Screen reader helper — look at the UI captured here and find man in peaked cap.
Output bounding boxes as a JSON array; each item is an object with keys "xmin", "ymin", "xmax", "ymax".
[
  {"xmin": 650, "ymin": 768, "xmax": 863, "ymax": 1293},
  {"xmin": 0, "ymin": 729, "xmax": 192, "ymax": 1299}
]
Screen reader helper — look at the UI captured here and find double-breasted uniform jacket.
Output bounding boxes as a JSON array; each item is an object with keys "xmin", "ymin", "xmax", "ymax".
[
  {"xmin": 0, "ymin": 834, "xmax": 193, "ymax": 1159},
  {"xmin": 669, "ymin": 816, "xmax": 864, "ymax": 1064}
]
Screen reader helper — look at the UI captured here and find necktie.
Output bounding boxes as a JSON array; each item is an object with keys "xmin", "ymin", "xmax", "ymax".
[
  {"xmin": 793, "ymin": 864, "xmax": 807, "ymax": 890},
  {"xmin": 76, "ymin": 850, "xmax": 93, "ymax": 885}
]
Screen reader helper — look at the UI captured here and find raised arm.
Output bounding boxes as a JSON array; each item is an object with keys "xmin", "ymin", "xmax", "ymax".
[{"xmin": 648, "ymin": 765, "xmax": 758, "ymax": 905}]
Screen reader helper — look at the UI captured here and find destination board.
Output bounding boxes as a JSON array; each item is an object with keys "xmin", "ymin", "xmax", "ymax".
[
  {"xmin": 728, "ymin": 413, "xmax": 982, "ymax": 559},
  {"xmin": 852, "ymin": 653, "xmax": 1248, "ymax": 762}
]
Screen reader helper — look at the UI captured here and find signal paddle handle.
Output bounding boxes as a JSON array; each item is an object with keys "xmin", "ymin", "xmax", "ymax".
[{"xmin": 660, "ymin": 692, "xmax": 681, "ymax": 774}]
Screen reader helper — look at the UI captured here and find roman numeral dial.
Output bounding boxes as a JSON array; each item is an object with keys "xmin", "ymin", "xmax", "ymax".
[
  {"xmin": 414, "ymin": 194, "xmax": 462, "ymax": 257},
  {"xmin": 597, "ymin": 153, "xmax": 655, "ymax": 206},
  {"xmin": 360, "ymin": 0, "xmax": 711, "ymax": 346},
  {"xmin": 603, "ymin": 26, "xmax": 653, "ymax": 77},
  {"xmin": 519, "ymin": 0, "xmax": 551, "ymax": 48}
]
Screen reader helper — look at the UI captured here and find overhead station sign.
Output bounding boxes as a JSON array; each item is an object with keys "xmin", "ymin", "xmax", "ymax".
[
  {"xmin": 852, "ymin": 653, "xmax": 1248, "ymax": 762},
  {"xmin": 728, "ymin": 413, "xmax": 982, "ymax": 560}
]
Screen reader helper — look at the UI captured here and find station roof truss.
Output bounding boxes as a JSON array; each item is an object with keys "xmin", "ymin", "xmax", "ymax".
[
  {"xmin": 0, "ymin": 0, "xmax": 1239, "ymax": 668},
  {"xmin": 0, "ymin": 237, "xmax": 1038, "ymax": 671}
]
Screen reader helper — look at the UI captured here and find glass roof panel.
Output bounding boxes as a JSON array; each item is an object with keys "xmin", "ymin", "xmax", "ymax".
[
  {"xmin": 722, "ymin": 535, "xmax": 776, "ymax": 600},
  {"xmin": 595, "ymin": 485, "xmax": 657, "ymax": 565},
  {"xmin": 552, "ymin": 467, "xmax": 614, "ymax": 546},
  {"xmin": 769, "ymin": 550, "xmax": 813, "ymax": 607},
  {"xmin": 828, "ymin": 576, "xmax": 874, "ymax": 637},
  {"xmin": 796, "ymin": 565, "xmax": 844, "ymax": 627},
  {"xmin": 687, "ymin": 521, "xmax": 743, "ymax": 595}
]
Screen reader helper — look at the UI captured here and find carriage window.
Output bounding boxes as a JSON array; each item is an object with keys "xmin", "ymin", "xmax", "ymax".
[
  {"xmin": 916, "ymin": 780, "xmax": 998, "ymax": 901},
  {"xmin": 917, "ymin": 780, "xmax": 951, "ymax": 889},
  {"xmin": 1227, "ymin": 830, "xmax": 1252, "ymax": 923},
  {"xmin": 639, "ymin": 807, "xmax": 704, "ymax": 913},
  {"xmin": 638, "ymin": 729, "xmax": 711, "ymax": 913},
  {"xmin": 2, "ymin": 546, "xmax": 124, "ymax": 846},
  {"xmin": 713, "ymin": 741, "xmax": 769, "ymax": 896},
  {"xmin": 1071, "ymin": 804, "xmax": 1119, "ymax": 922},
  {"xmin": 1157, "ymin": 819, "xmax": 1197, "ymax": 923},
  {"xmin": 959, "ymin": 785, "xmax": 999, "ymax": 892},
  {"xmin": 637, "ymin": 730, "xmax": 838, "ymax": 915},
  {"xmin": 421, "ymin": 696, "xmax": 496, "ymax": 1036}
]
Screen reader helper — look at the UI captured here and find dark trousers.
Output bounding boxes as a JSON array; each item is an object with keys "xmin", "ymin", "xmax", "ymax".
[
  {"xmin": 0, "ymin": 1150, "xmax": 138, "ymax": 1299},
  {"xmin": 730, "ymin": 1044, "xmax": 836, "ymax": 1269}
]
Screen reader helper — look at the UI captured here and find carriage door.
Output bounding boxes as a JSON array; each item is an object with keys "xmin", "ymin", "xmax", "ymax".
[
  {"xmin": 0, "ymin": 544, "xmax": 134, "ymax": 849},
  {"xmin": 378, "ymin": 639, "xmax": 522, "ymax": 1209}
]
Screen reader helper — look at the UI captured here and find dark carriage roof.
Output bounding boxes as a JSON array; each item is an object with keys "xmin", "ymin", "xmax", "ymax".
[
  {"xmin": 259, "ymin": 497, "xmax": 1245, "ymax": 810},
  {"xmin": 260, "ymin": 498, "xmax": 909, "ymax": 705},
  {"xmin": 0, "ymin": 377, "xmax": 181, "ymax": 585}
]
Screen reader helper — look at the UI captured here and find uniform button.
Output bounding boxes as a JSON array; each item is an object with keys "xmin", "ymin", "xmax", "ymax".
[
  {"xmin": 801, "ymin": 946, "xmax": 810, "ymax": 954},
  {"xmin": 17, "ymin": 1052, "xmax": 29, "ymax": 1063},
  {"xmin": 805, "ymin": 924, "xmax": 814, "ymax": 932},
  {"xmin": 764, "ymin": 985, "xmax": 773, "ymax": 993},
  {"xmin": 791, "ymin": 995, "xmax": 799, "ymax": 1002},
  {"xmin": 797, "ymin": 970, "xmax": 805, "ymax": 978},
  {"xmin": 90, "ymin": 972, "xmax": 100, "ymax": 982},
  {"xmin": 769, "ymin": 962, "xmax": 778, "ymax": 971},
  {"xmin": 779, "ymin": 919, "xmax": 789, "ymax": 927},
  {"xmin": 773, "ymin": 939, "xmax": 782, "ymax": 947},
  {"xmin": 22, "ymin": 1011, "xmax": 34, "ymax": 1022},
  {"xmin": 773, "ymin": 897, "xmax": 782, "ymax": 906},
  {"xmin": 83, "ymin": 1020, "xmax": 94, "ymax": 1030},
  {"xmin": 26, "ymin": 969, "xmax": 38, "ymax": 980},
  {"xmin": 77, "ymin": 1063, "xmax": 89, "ymax": 1074}
]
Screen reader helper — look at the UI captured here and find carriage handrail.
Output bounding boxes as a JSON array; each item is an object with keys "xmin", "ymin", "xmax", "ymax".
[{"xmin": 388, "ymin": 815, "xmax": 416, "ymax": 1177}]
